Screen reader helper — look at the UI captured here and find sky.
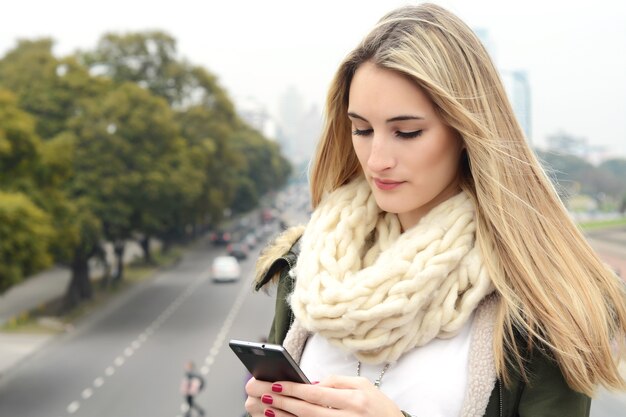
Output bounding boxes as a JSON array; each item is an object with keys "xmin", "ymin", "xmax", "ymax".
[{"xmin": 2, "ymin": 0, "xmax": 626, "ymax": 159}]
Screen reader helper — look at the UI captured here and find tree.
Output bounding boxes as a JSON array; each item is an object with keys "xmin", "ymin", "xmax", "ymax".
[
  {"xmin": 0, "ymin": 90, "xmax": 54, "ymax": 292},
  {"xmin": 0, "ymin": 192, "xmax": 53, "ymax": 293},
  {"xmin": 81, "ymin": 31, "xmax": 191, "ymax": 107},
  {"xmin": 0, "ymin": 38, "xmax": 104, "ymax": 139},
  {"xmin": 1, "ymin": 45, "xmax": 108, "ymax": 305},
  {"xmin": 69, "ymin": 82, "xmax": 188, "ymax": 278}
]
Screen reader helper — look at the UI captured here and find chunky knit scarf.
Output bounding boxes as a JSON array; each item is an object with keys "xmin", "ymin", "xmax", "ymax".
[{"xmin": 289, "ymin": 178, "xmax": 493, "ymax": 364}]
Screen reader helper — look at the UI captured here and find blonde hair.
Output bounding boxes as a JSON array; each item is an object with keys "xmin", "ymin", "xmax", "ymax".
[{"xmin": 309, "ymin": 3, "xmax": 626, "ymax": 395}]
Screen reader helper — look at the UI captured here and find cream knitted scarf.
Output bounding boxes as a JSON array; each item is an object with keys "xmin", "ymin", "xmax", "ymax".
[{"xmin": 289, "ymin": 177, "xmax": 493, "ymax": 364}]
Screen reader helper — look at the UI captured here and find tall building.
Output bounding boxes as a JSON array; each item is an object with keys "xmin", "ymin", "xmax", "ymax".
[
  {"xmin": 277, "ymin": 86, "xmax": 321, "ymax": 164},
  {"xmin": 501, "ymin": 70, "xmax": 532, "ymax": 142},
  {"xmin": 475, "ymin": 28, "xmax": 533, "ymax": 143}
]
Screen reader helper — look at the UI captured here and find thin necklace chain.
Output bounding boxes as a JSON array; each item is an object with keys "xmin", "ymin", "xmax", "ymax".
[{"xmin": 356, "ymin": 361, "xmax": 391, "ymax": 388}]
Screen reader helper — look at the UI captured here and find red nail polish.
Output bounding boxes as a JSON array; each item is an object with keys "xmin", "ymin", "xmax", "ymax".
[
  {"xmin": 265, "ymin": 409, "xmax": 275, "ymax": 417},
  {"xmin": 261, "ymin": 394, "xmax": 273, "ymax": 405},
  {"xmin": 271, "ymin": 383, "xmax": 283, "ymax": 392},
  {"xmin": 312, "ymin": 381, "xmax": 320, "ymax": 384}
]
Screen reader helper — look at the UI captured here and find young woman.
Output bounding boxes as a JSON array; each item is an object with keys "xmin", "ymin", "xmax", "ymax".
[{"xmin": 245, "ymin": 4, "xmax": 626, "ymax": 417}]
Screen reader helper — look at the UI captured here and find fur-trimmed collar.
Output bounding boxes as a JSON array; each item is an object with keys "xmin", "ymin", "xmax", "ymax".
[{"xmin": 254, "ymin": 225, "xmax": 305, "ymax": 287}]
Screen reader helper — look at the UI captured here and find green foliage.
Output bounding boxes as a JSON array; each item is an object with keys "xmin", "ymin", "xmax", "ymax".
[
  {"xmin": 229, "ymin": 127, "xmax": 292, "ymax": 212},
  {"xmin": 0, "ymin": 89, "xmax": 41, "ymax": 183},
  {"xmin": 82, "ymin": 31, "xmax": 190, "ymax": 107},
  {"xmin": 69, "ymin": 82, "xmax": 195, "ymax": 247},
  {"xmin": 0, "ymin": 39, "xmax": 106, "ymax": 139},
  {"xmin": 599, "ymin": 159, "xmax": 626, "ymax": 181},
  {"xmin": 536, "ymin": 150, "xmax": 626, "ymax": 201},
  {"xmin": 0, "ymin": 192, "xmax": 53, "ymax": 293}
]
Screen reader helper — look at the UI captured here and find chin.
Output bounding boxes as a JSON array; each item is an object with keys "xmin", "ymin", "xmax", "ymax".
[{"xmin": 372, "ymin": 197, "xmax": 403, "ymax": 215}]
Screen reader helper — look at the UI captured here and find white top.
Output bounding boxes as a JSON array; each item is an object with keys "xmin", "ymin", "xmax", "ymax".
[{"xmin": 299, "ymin": 314, "xmax": 474, "ymax": 417}]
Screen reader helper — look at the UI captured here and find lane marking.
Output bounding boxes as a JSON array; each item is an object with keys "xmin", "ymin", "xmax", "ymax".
[
  {"xmin": 67, "ymin": 401, "xmax": 80, "ymax": 414},
  {"xmin": 81, "ymin": 388, "xmax": 93, "ymax": 399},
  {"xmin": 175, "ymin": 270, "xmax": 255, "ymax": 416},
  {"xmin": 65, "ymin": 270, "xmax": 213, "ymax": 415}
]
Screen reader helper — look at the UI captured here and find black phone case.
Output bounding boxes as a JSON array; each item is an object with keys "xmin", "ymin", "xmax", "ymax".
[{"xmin": 229, "ymin": 339, "xmax": 311, "ymax": 384}]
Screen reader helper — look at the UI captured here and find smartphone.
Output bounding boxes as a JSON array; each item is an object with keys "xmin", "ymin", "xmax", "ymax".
[{"xmin": 229, "ymin": 339, "xmax": 311, "ymax": 384}]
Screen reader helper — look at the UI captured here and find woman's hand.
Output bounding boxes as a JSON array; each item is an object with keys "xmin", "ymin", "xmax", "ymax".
[{"xmin": 245, "ymin": 375, "xmax": 404, "ymax": 417}]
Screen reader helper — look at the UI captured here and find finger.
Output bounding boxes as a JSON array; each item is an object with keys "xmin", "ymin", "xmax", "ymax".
[
  {"xmin": 274, "ymin": 377, "xmax": 368, "ymax": 410},
  {"xmin": 246, "ymin": 395, "xmax": 281, "ymax": 417},
  {"xmin": 263, "ymin": 392, "xmax": 331, "ymax": 417},
  {"xmin": 246, "ymin": 377, "xmax": 274, "ymax": 397},
  {"xmin": 262, "ymin": 407, "xmax": 297, "ymax": 417}
]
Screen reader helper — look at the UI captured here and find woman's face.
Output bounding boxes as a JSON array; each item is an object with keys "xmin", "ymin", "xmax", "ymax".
[{"xmin": 348, "ymin": 61, "xmax": 464, "ymax": 230}]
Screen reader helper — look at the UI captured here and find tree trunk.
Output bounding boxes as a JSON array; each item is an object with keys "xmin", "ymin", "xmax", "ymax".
[
  {"xmin": 140, "ymin": 235, "xmax": 153, "ymax": 264},
  {"xmin": 112, "ymin": 241, "xmax": 126, "ymax": 283},
  {"xmin": 64, "ymin": 251, "xmax": 92, "ymax": 312}
]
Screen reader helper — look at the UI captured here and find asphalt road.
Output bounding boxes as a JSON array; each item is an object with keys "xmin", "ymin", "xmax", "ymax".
[{"xmin": 0, "ymin": 235, "xmax": 275, "ymax": 417}]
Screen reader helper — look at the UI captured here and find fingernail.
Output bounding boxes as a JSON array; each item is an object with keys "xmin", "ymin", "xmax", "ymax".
[
  {"xmin": 264, "ymin": 409, "xmax": 275, "ymax": 417},
  {"xmin": 312, "ymin": 381, "xmax": 320, "ymax": 384},
  {"xmin": 261, "ymin": 394, "xmax": 273, "ymax": 405},
  {"xmin": 271, "ymin": 383, "xmax": 283, "ymax": 392}
]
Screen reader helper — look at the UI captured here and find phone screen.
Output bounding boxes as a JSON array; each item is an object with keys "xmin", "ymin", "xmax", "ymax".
[{"xmin": 229, "ymin": 339, "xmax": 311, "ymax": 384}]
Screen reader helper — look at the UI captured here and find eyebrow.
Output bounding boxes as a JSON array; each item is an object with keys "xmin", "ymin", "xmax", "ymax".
[{"xmin": 347, "ymin": 112, "xmax": 425, "ymax": 123}]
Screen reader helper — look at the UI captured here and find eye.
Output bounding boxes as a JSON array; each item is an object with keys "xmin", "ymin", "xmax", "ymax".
[
  {"xmin": 395, "ymin": 130, "xmax": 423, "ymax": 139},
  {"xmin": 352, "ymin": 128, "xmax": 373, "ymax": 136}
]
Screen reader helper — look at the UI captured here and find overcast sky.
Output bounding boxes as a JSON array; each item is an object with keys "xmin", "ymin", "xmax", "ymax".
[{"xmin": 2, "ymin": 0, "xmax": 626, "ymax": 158}]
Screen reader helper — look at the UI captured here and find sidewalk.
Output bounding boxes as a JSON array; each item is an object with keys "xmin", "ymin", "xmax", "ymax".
[
  {"xmin": 0, "ymin": 241, "xmax": 148, "ymax": 327},
  {"xmin": 0, "ymin": 240, "xmax": 151, "ymax": 379}
]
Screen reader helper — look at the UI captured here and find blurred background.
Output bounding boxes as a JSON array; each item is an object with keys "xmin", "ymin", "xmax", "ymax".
[{"xmin": 0, "ymin": 1, "xmax": 624, "ymax": 416}]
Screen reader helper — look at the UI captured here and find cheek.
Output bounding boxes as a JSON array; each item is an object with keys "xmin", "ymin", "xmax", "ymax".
[
  {"xmin": 352, "ymin": 138, "xmax": 369, "ymax": 167},
  {"xmin": 409, "ymin": 135, "xmax": 461, "ymax": 176},
  {"xmin": 426, "ymin": 134, "xmax": 450, "ymax": 161}
]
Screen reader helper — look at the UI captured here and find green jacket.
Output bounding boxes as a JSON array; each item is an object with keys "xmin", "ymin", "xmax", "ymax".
[{"xmin": 254, "ymin": 241, "xmax": 591, "ymax": 417}]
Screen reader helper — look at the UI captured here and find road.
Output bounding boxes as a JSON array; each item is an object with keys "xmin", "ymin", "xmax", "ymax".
[
  {"xmin": 0, "ymin": 220, "xmax": 623, "ymax": 416},
  {"xmin": 587, "ymin": 226, "xmax": 626, "ymax": 417},
  {"xmin": 0, "ymin": 235, "xmax": 275, "ymax": 417}
]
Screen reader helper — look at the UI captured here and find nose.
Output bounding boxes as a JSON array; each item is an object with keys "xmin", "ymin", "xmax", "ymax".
[{"xmin": 367, "ymin": 133, "xmax": 395, "ymax": 173}]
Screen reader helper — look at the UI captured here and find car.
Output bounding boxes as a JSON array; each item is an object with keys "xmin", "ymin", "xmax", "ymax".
[
  {"xmin": 209, "ymin": 230, "xmax": 232, "ymax": 246},
  {"xmin": 227, "ymin": 242, "xmax": 249, "ymax": 260},
  {"xmin": 244, "ymin": 233, "xmax": 258, "ymax": 249},
  {"xmin": 211, "ymin": 256, "xmax": 241, "ymax": 282}
]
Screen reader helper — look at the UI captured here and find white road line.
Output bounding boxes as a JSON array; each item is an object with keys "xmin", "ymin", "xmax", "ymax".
[
  {"xmin": 93, "ymin": 377, "xmax": 104, "ymax": 387},
  {"xmin": 105, "ymin": 366, "xmax": 115, "ymax": 376},
  {"xmin": 81, "ymin": 388, "xmax": 93, "ymax": 399},
  {"xmin": 67, "ymin": 401, "xmax": 80, "ymax": 414},
  {"xmin": 114, "ymin": 356, "xmax": 125, "ymax": 366},
  {"xmin": 124, "ymin": 347, "xmax": 134, "ymax": 357}
]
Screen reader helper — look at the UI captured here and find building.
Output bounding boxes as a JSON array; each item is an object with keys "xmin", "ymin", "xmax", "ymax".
[{"xmin": 475, "ymin": 28, "xmax": 533, "ymax": 143}]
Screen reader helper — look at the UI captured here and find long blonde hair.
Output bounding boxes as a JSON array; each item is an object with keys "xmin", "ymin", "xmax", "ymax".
[{"xmin": 309, "ymin": 3, "xmax": 626, "ymax": 395}]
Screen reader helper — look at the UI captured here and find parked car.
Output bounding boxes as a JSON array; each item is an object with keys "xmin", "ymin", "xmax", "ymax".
[
  {"xmin": 211, "ymin": 256, "xmax": 241, "ymax": 282},
  {"xmin": 227, "ymin": 242, "xmax": 249, "ymax": 260}
]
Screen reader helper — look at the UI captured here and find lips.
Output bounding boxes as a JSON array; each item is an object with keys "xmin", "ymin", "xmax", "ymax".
[{"xmin": 373, "ymin": 178, "xmax": 404, "ymax": 191}]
